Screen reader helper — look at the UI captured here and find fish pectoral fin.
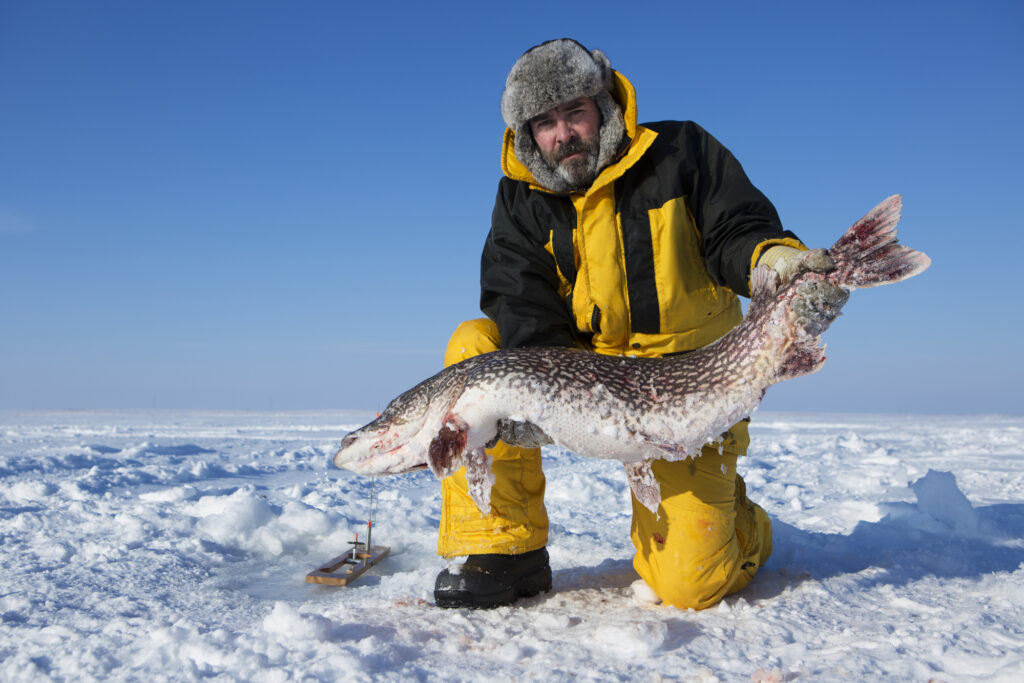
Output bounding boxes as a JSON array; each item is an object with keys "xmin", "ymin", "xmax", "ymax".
[
  {"xmin": 427, "ymin": 417, "xmax": 469, "ymax": 479},
  {"xmin": 776, "ymin": 340, "xmax": 827, "ymax": 382},
  {"xmin": 624, "ymin": 461, "xmax": 661, "ymax": 515},
  {"xmin": 464, "ymin": 447, "xmax": 495, "ymax": 515}
]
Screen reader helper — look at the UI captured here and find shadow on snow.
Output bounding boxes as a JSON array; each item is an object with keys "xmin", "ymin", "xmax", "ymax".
[{"xmin": 747, "ymin": 500, "xmax": 1024, "ymax": 601}]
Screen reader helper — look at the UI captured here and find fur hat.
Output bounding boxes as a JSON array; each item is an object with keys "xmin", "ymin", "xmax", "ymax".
[{"xmin": 501, "ymin": 39, "xmax": 626, "ymax": 192}]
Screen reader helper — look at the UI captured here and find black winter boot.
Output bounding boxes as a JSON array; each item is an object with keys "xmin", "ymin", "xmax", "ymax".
[{"xmin": 434, "ymin": 547, "xmax": 552, "ymax": 609}]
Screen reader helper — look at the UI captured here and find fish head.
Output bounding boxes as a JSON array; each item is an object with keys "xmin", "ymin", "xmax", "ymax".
[
  {"xmin": 333, "ymin": 420, "xmax": 428, "ymax": 475},
  {"xmin": 333, "ymin": 385, "xmax": 437, "ymax": 475}
]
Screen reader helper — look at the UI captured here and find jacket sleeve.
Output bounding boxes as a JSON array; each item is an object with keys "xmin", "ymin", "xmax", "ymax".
[
  {"xmin": 683, "ymin": 122, "xmax": 803, "ymax": 297},
  {"xmin": 480, "ymin": 179, "xmax": 577, "ymax": 349}
]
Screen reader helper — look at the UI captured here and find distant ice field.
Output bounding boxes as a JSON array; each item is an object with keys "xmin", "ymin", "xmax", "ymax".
[{"xmin": 1, "ymin": 410, "xmax": 1021, "ymax": 681}]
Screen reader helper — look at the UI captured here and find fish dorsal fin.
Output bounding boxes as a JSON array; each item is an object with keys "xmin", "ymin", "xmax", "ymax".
[{"xmin": 749, "ymin": 264, "xmax": 781, "ymax": 310}]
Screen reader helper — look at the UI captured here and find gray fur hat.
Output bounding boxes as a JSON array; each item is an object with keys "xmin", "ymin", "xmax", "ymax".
[{"xmin": 501, "ymin": 39, "xmax": 626, "ymax": 192}]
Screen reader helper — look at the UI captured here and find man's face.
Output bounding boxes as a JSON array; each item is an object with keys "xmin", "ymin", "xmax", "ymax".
[{"xmin": 528, "ymin": 97, "xmax": 602, "ymax": 188}]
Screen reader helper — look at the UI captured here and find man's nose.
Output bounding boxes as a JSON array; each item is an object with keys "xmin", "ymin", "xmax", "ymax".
[{"xmin": 554, "ymin": 119, "xmax": 576, "ymax": 145}]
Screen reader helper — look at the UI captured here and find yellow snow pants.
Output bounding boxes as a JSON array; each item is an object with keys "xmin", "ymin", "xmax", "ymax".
[{"xmin": 437, "ymin": 318, "xmax": 773, "ymax": 610}]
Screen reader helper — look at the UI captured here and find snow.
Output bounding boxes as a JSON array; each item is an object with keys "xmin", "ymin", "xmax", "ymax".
[{"xmin": 1, "ymin": 410, "xmax": 1022, "ymax": 681}]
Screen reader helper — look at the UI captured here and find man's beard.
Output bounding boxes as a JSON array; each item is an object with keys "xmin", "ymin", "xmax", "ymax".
[{"xmin": 542, "ymin": 135, "xmax": 601, "ymax": 189}]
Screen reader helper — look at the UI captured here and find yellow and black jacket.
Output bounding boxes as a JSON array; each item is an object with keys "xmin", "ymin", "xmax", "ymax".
[{"xmin": 481, "ymin": 71, "xmax": 805, "ymax": 357}]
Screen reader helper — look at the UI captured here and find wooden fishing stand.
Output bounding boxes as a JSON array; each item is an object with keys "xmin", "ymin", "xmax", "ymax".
[
  {"xmin": 305, "ymin": 545, "xmax": 390, "ymax": 586},
  {"xmin": 306, "ymin": 530, "xmax": 390, "ymax": 586}
]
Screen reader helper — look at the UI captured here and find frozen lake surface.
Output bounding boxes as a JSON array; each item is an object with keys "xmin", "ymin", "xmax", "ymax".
[{"xmin": 1, "ymin": 410, "xmax": 1022, "ymax": 681}]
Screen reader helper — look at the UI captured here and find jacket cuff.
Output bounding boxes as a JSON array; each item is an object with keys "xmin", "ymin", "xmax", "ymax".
[{"xmin": 749, "ymin": 237, "xmax": 807, "ymax": 285}]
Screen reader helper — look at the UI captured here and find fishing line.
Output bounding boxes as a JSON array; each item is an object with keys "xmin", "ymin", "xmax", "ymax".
[{"xmin": 366, "ymin": 474, "xmax": 378, "ymax": 550}]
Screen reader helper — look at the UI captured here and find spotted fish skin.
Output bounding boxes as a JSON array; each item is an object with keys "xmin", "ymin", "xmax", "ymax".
[{"xmin": 334, "ymin": 196, "xmax": 930, "ymax": 513}]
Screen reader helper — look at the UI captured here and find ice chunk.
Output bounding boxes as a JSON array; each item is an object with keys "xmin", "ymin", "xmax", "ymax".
[
  {"xmin": 630, "ymin": 578, "xmax": 662, "ymax": 606},
  {"xmin": 910, "ymin": 469, "xmax": 979, "ymax": 533}
]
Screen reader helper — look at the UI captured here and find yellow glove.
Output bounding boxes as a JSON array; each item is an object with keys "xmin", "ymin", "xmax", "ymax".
[{"xmin": 758, "ymin": 245, "xmax": 833, "ymax": 283}]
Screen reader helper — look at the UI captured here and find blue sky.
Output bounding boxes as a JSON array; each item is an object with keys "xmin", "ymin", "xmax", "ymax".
[{"xmin": 1, "ymin": 0, "xmax": 1021, "ymax": 414}]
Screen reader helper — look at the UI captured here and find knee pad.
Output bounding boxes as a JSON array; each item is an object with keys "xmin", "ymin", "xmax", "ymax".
[{"xmin": 445, "ymin": 318, "xmax": 500, "ymax": 367}]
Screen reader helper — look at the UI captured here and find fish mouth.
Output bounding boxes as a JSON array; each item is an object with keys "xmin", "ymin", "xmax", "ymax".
[{"xmin": 334, "ymin": 436, "xmax": 430, "ymax": 475}]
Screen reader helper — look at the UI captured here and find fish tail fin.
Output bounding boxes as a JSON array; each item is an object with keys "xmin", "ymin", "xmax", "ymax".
[{"xmin": 829, "ymin": 195, "xmax": 931, "ymax": 289}]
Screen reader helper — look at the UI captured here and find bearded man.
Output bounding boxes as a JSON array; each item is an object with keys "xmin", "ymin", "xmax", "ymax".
[{"xmin": 433, "ymin": 39, "xmax": 818, "ymax": 610}]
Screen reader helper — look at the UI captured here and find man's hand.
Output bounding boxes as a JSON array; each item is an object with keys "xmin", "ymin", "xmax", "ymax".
[
  {"xmin": 487, "ymin": 419, "xmax": 553, "ymax": 448},
  {"xmin": 759, "ymin": 245, "xmax": 834, "ymax": 283}
]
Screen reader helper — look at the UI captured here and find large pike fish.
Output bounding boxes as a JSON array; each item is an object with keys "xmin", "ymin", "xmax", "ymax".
[{"xmin": 334, "ymin": 196, "xmax": 930, "ymax": 513}]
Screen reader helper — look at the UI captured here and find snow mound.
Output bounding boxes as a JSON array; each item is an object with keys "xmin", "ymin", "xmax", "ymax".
[
  {"xmin": 912, "ymin": 469, "xmax": 981, "ymax": 533},
  {"xmin": 594, "ymin": 618, "xmax": 668, "ymax": 657},
  {"xmin": 263, "ymin": 602, "xmax": 332, "ymax": 641},
  {"xmin": 188, "ymin": 487, "xmax": 345, "ymax": 557}
]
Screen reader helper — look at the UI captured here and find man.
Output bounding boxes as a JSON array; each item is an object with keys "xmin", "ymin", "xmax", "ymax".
[{"xmin": 433, "ymin": 39, "xmax": 820, "ymax": 610}]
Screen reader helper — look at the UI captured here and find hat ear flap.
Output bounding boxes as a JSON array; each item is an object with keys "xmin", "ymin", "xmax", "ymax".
[
  {"xmin": 593, "ymin": 89, "xmax": 625, "ymax": 171},
  {"xmin": 590, "ymin": 49, "xmax": 614, "ymax": 90}
]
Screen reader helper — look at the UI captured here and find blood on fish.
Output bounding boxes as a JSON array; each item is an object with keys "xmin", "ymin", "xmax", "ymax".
[{"xmin": 427, "ymin": 417, "xmax": 468, "ymax": 477}]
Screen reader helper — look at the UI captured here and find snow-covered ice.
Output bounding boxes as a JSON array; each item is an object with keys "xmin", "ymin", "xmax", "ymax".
[{"xmin": 1, "ymin": 410, "xmax": 1022, "ymax": 681}]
